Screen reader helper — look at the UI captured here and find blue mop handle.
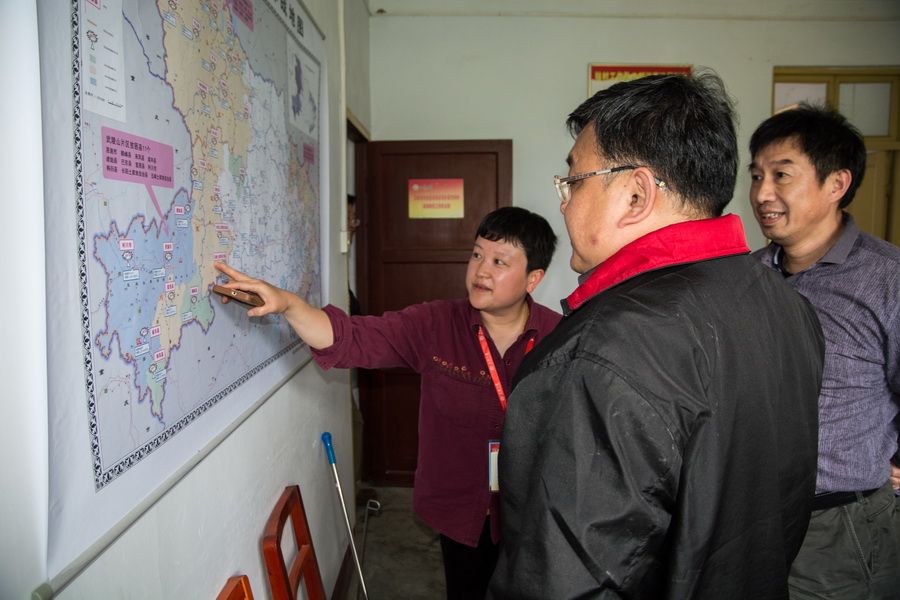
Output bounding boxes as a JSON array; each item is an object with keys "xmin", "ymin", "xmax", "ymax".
[
  {"xmin": 321, "ymin": 430, "xmax": 369, "ymax": 598},
  {"xmin": 321, "ymin": 431, "xmax": 336, "ymax": 465}
]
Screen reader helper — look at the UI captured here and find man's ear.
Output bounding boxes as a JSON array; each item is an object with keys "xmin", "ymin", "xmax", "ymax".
[
  {"xmin": 618, "ymin": 167, "xmax": 658, "ymax": 227},
  {"xmin": 525, "ymin": 268, "xmax": 545, "ymax": 293},
  {"xmin": 826, "ymin": 169, "xmax": 852, "ymax": 207}
]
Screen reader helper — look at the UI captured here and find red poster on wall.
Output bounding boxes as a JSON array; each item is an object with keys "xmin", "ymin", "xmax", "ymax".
[
  {"xmin": 589, "ymin": 64, "xmax": 692, "ymax": 96},
  {"xmin": 408, "ymin": 178, "xmax": 465, "ymax": 219}
]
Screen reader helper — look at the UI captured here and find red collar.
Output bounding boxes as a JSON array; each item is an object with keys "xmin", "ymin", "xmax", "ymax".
[{"xmin": 564, "ymin": 214, "xmax": 749, "ymax": 313}]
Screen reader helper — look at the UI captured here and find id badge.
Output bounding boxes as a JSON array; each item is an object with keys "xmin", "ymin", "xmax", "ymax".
[{"xmin": 488, "ymin": 439, "xmax": 501, "ymax": 493}]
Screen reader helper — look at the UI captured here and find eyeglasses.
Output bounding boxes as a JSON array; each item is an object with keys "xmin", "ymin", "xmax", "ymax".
[{"xmin": 553, "ymin": 165, "xmax": 667, "ymax": 204}]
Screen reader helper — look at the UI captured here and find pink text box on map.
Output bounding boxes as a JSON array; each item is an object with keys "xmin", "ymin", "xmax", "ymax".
[{"xmin": 102, "ymin": 127, "xmax": 174, "ymax": 188}]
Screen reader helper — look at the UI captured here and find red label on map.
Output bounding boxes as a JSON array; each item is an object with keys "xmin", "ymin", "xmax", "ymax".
[
  {"xmin": 232, "ymin": 0, "xmax": 254, "ymax": 31},
  {"xmin": 303, "ymin": 144, "xmax": 315, "ymax": 164}
]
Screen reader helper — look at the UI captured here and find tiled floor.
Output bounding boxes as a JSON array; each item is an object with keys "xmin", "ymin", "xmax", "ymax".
[{"xmin": 349, "ymin": 487, "xmax": 445, "ymax": 599}]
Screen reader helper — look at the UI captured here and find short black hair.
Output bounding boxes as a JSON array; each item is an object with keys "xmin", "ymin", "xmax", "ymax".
[
  {"xmin": 476, "ymin": 206, "xmax": 557, "ymax": 272},
  {"xmin": 749, "ymin": 104, "xmax": 867, "ymax": 209},
  {"xmin": 566, "ymin": 70, "xmax": 738, "ymax": 217}
]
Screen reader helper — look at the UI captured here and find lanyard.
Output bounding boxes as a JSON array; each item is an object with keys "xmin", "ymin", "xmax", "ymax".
[{"xmin": 477, "ymin": 326, "xmax": 535, "ymax": 413}]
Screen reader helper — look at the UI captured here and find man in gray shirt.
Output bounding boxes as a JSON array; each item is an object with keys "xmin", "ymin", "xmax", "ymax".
[{"xmin": 749, "ymin": 104, "xmax": 900, "ymax": 599}]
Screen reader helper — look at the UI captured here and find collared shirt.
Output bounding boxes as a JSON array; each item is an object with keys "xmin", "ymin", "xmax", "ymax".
[
  {"xmin": 311, "ymin": 296, "xmax": 561, "ymax": 546},
  {"xmin": 755, "ymin": 214, "xmax": 900, "ymax": 493}
]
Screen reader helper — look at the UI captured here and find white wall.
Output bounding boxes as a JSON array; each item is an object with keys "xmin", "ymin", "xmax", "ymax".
[
  {"xmin": 54, "ymin": 368, "xmax": 352, "ymax": 600},
  {"xmin": 0, "ymin": 1, "xmax": 49, "ymax": 598},
  {"xmin": 345, "ymin": 0, "xmax": 373, "ymax": 133},
  {"xmin": 0, "ymin": 0, "xmax": 367, "ymax": 598},
  {"xmin": 369, "ymin": 15, "xmax": 900, "ymax": 308}
]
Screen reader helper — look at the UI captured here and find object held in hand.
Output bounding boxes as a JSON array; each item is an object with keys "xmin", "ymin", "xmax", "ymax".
[{"xmin": 212, "ymin": 284, "xmax": 264, "ymax": 307}]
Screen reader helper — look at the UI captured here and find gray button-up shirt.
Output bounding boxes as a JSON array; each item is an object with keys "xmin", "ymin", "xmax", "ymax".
[{"xmin": 755, "ymin": 214, "xmax": 900, "ymax": 493}]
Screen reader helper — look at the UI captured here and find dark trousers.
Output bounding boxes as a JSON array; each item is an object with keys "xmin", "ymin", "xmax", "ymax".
[
  {"xmin": 789, "ymin": 482, "xmax": 900, "ymax": 599},
  {"xmin": 440, "ymin": 518, "xmax": 499, "ymax": 600}
]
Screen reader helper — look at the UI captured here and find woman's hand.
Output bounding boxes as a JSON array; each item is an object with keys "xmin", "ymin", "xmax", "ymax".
[
  {"xmin": 212, "ymin": 262, "xmax": 335, "ymax": 348},
  {"xmin": 213, "ymin": 262, "xmax": 295, "ymax": 318}
]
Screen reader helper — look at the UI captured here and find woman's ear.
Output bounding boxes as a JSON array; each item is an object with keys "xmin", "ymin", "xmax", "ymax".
[{"xmin": 525, "ymin": 268, "xmax": 545, "ymax": 293}]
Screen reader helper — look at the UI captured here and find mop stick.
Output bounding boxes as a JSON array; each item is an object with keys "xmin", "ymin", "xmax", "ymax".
[
  {"xmin": 322, "ymin": 431, "xmax": 370, "ymax": 600},
  {"xmin": 357, "ymin": 499, "xmax": 381, "ymax": 600}
]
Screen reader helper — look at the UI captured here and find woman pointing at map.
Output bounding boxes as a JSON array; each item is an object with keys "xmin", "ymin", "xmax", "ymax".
[{"xmin": 214, "ymin": 206, "xmax": 559, "ymax": 600}]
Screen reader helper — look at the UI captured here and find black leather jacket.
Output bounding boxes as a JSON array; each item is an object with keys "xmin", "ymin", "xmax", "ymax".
[{"xmin": 491, "ymin": 252, "xmax": 823, "ymax": 599}]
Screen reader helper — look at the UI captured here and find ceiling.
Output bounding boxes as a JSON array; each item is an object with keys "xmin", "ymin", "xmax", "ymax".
[{"xmin": 362, "ymin": 0, "xmax": 900, "ymax": 21}]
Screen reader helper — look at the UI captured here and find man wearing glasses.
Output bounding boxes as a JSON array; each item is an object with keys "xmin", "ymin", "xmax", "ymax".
[{"xmin": 489, "ymin": 72, "xmax": 825, "ymax": 599}]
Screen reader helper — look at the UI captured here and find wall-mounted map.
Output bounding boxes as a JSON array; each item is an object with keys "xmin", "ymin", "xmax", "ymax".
[{"xmin": 45, "ymin": 0, "xmax": 327, "ymax": 577}]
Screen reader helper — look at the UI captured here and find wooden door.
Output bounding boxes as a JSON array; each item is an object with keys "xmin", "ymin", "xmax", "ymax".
[
  {"xmin": 356, "ymin": 140, "xmax": 512, "ymax": 486},
  {"xmin": 847, "ymin": 149, "xmax": 897, "ymax": 244},
  {"xmin": 889, "ymin": 152, "xmax": 900, "ymax": 245}
]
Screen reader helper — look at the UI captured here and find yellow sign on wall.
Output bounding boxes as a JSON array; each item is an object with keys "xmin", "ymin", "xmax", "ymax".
[{"xmin": 408, "ymin": 178, "xmax": 464, "ymax": 219}]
